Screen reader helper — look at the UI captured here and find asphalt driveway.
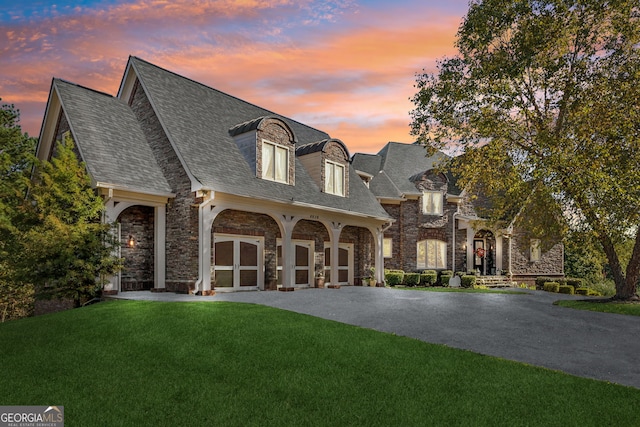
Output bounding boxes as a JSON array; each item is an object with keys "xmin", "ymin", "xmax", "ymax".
[{"xmin": 114, "ymin": 287, "xmax": 640, "ymax": 389}]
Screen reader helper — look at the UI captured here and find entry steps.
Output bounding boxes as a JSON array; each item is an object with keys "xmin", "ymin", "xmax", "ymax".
[{"xmin": 476, "ymin": 275, "xmax": 517, "ymax": 288}]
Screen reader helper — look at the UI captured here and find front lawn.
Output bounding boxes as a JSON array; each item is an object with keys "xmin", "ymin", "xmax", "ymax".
[
  {"xmin": 555, "ymin": 299, "xmax": 640, "ymax": 316},
  {"xmin": 1, "ymin": 300, "xmax": 638, "ymax": 426}
]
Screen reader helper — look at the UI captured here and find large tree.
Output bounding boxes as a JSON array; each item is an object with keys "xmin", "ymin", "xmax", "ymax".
[
  {"xmin": 18, "ymin": 135, "xmax": 121, "ymax": 307},
  {"xmin": 410, "ymin": 0, "xmax": 640, "ymax": 300},
  {"xmin": 0, "ymin": 100, "xmax": 36, "ymax": 320}
]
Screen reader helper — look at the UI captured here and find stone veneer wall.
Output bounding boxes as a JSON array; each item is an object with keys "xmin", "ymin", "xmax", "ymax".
[
  {"xmin": 119, "ymin": 206, "xmax": 155, "ymax": 290},
  {"xmin": 129, "ymin": 79, "xmax": 199, "ymax": 292},
  {"xmin": 256, "ymin": 119, "xmax": 296, "ymax": 185},
  {"xmin": 509, "ymin": 229, "xmax": 564, "ymax": 284}
]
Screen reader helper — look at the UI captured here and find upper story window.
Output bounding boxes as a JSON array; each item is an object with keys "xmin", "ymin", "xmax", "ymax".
[
  {"xmin": 422, "ymin": 191, "xmax": 443, "ymax": 215},
  {"xmin": 324, "ymin": 160, "xmax": 345, "ymax": 196},
  {"xmin": 262, "ymin": 140, "xmax": 289, "ymax": 184}
]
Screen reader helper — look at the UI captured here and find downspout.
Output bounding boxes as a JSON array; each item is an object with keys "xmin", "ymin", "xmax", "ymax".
[
  {"xmin": 195, "ymin": 190, "xmax": 215, "ymax": 294},
  {"xmin": 452, "ymin": 201, "xmax": 460, "ymax": 272}
]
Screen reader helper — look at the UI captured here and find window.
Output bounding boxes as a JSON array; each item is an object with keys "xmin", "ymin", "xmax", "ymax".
[
  {"xmin": 325, "ymin": 160, "xmax": 345, "ymax": 196},
  {"xmin": 383, "ymin": 238, "xmax": 393, "ymax": 258},
  {"xmin": 422, "ymin": 191, "xmax": 443, "ymax": 215},
  {"xmin": 262, "ymin": 140, "xmax": 288, "ymax": 183},
  {"xmin": 530, "ymin": 239, "xmax": 541, "ymax": 262},
  {"xmin": 417, "ymin": 239, "xmax": 447, "ymax": 269}
]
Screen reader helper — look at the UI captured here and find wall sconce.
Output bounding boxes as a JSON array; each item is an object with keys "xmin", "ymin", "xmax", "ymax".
[{"xmin": 128, "ymin": 235, "xmax": 135, "ymax": 248}]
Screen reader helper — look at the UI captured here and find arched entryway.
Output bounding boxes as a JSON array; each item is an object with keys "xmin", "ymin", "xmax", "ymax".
[
  {"xmin": 211, "ymin": 209, "xmax": 280, "ymax": 291},
  {"xmin": 118, "ymin": 205, "xmax": 155, "ymax": 290}
]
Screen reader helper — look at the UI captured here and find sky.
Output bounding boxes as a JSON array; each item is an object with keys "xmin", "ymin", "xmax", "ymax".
[{"xmin": 1, "ymin": 0, "xmax": 469, "ymax": 154}]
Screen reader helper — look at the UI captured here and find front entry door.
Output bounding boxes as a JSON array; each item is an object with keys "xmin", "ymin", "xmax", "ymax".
[
  {"xmin": 214, "ymin": 235, "xmax": 263, "ymax": 290},
  {"xmin": 473, "ymin": 239, "xmax": 485, "ymax": 275}
]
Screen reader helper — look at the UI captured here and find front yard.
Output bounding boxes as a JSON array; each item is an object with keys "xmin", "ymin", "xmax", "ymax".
[{"xmin": 1, "ymin": 300, "xmax": 638, "ymax": 426}]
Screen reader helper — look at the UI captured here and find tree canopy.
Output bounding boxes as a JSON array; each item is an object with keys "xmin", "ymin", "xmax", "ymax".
[
  {"xmin": 1, "ymin": 100, "xmax": 121, "ymax": 313},
  {"xmin": 410, "ymin": 0, "xmax": 640, "ymax": 299}
]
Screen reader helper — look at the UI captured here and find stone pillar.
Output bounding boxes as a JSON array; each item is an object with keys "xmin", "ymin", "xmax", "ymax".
[{"xmin": 154, "ymin": 206, "xmax": 166, "ymax": 289}]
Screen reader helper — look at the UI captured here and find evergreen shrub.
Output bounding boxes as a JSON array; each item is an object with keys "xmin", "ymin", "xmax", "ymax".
[
  {"xmin": 420, "ymin": 270, "xmax": 437, "ymax": 286},
  {"xmin": 404, "ymin": 273, "xmax": 421, "ymax": 287},
  {"xmin": 439, "ymin": 270, "xmax": 453, "ymax": 287},
  {"xmin": 536, "ymin": 277, "xmax": 555, "ymax": 289},
  {"xmin": 543, "ymin": 282, "xmax": 560, "ymax": 293},
  {"xmin": 385, "ymin": 270, "xmax": 404, "ymax": 286},
  {"xmin": 461, "ymin": 275, "xmax": 477, "ymax": 288},
  {"xmin": 558, "ymin": 285, "xmax": 575, "ymax": 295}
]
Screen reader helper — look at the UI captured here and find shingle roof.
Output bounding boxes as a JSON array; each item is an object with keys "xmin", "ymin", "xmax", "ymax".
[
  {"xmin": 351, "ymin": 142, "xmax": 461, "ymax": 199},
  {"xmin": 53, "ymin": 79, "xmax": 173, "ymax": 196},
  {"xmin": 128, "ymin": 57, "xmax": 390, "ymax": 220}
]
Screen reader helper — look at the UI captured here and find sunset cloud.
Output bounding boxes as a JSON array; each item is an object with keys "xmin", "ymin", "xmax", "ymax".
[{"xmin": 0, "ymin": 0, "xmax": 466, "ymax": 152}]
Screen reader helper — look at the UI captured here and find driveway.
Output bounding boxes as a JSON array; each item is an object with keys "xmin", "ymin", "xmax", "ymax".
[{"xmin": 112, "ymin": 287, "xmax": 640, "ymax": 389}]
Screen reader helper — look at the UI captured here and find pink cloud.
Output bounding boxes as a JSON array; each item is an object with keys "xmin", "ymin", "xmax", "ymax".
[{"xmin": 1, "ymin": 0, "xmax": 463, "ymax": 153}]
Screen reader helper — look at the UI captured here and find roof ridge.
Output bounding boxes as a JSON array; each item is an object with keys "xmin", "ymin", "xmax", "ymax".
[
  {"xmin": 54, "ymin": 78, "xmax": 115, "ymax": 99},
  {"xmin": 130, "ymin": 56, "xmax": 330, "ymax": 139}
]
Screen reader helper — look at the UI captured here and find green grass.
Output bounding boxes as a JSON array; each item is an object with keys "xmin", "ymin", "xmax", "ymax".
[
  {"xmin": 1, "ymin": 300, "xmax": 639, "ymax": 426},
  {"xmin": 555, "ymin": 299, "xmax": 640, "ymax": 316}
]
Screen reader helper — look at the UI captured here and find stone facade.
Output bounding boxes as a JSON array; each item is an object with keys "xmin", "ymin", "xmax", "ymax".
[
  {"xmin": 119, "ymin": 206, "xmax": 155, "ymax": 291},
  {"xmin": 255, "ymin": 118, "xmax": 296, "ymax": 185},
  {"xmin": 129, "ymin": 79, "xmax": 199, "ymax": 292}
]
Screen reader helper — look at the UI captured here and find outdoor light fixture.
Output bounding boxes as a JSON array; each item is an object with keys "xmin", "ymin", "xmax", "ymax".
[{"xmin": 128, "ymin": 235, "xmax": 135, "ymax": 248}]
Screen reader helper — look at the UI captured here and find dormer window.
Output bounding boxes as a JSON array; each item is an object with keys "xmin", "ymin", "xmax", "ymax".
[
  {"xmin": 262, "ymin": 139, "xmax": 289, "ymax": 184},
  {"xmin": 325, "ymin": 160, "xmax": 345, "ymax": 196},
  {"xmin": 422, "ymin": 191, "xmax": 443, "ymax": 215}
]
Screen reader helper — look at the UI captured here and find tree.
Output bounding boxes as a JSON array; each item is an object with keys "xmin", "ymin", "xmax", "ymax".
[
  {"xmin": 0, "ymin": 100, "xmax": 37, "ymax": 320},
  {"xmin": 18, "ymin": 134, "xmax": 121, "ymax": 307},
  {"xmin": 410, "ymin": 0, "xmax": 640, "ymax": 300}
]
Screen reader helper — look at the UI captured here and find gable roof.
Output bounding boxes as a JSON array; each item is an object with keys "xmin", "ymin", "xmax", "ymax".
[
  {"xmin": 47, "ymin": 79, "xmax": 173, "ymax": 196},
  {"xmin": 122, "ymin": 56, "xmax": 390, "ymax": 220},
  {"xmin": 351, "ymin": 142, "xmax": 461, "ymax": 199}
]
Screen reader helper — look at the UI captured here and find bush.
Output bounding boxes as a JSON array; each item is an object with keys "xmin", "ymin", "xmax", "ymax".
[
  {"xmin": 461, "ymin": 275, "xmax": 477, "ymax": 288},
  {"xmin": 385, "ymin": 270, "xmax": 404, "ymax": 287},
  {"xmin": 543, "ymin": 282, "xmax": 560, "ymax": 293},
  {"xmin": 404, "ymin": 273, "xmax": 421, "ymax": 287},
  {"xmin": 535, "ymin": 277, "xmax": 555, "ymax": 289},
  {"xmin": 589, "ymin": 280, "xmax": 615, "ymax": 297},
  {"xmin": 564, "ymin": 278, "xmax": 584, "ymax": 288},
  {"xmin": 558, "ymin": 285, "xmax": 575, "ymax": 295},
  {"xmin": 420, "ymin": 270, "xmax": 437, "ymax": 286},
  {"xmin": 439, "ymin": 270, "xmax": 453, "ymax": 287},
  {"xmin": 575, "ymin": 287, "xmax": 589, "ymax": 296},
  {"xmin": 0, "ymin": 282, "xmax": 35, "ymax": 322}
]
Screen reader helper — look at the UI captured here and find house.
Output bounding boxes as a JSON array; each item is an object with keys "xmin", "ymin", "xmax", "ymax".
[
  {"xmin": 35, "ymin": 56, "xmax": 393, "ymax": 293},
  {"xmin": 35, "ymin": 57, "xmax": 563, "ymax": 293},
  {"xmin": 351, "ymin": 142, "xmax": 564, "ymax": 284}
]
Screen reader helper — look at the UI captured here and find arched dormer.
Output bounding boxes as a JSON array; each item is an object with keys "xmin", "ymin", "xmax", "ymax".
[
  {"xmin": 411, "ymin": 169, "xmax": 448, "ymax": 216},
  {"xmin": 229, "ymin": 116, "xmax": 297, "ymax": 185},
  {"xmin": 296, "ymin": 138, "xmax": 350, "ymax": 197}
]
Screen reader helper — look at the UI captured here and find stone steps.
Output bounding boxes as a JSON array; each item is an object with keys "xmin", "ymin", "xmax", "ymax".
[{"xmin": 476, "ymin": 276, "xmax": 516, "ymax": 287}]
